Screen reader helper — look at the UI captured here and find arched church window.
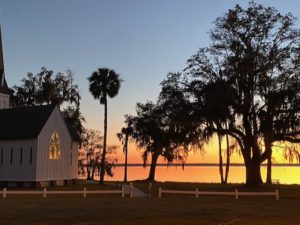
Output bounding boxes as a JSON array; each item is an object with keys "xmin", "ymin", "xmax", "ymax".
[{"xmin": 49, "ymin": 132, "xmax": 61, "ymax": 160}]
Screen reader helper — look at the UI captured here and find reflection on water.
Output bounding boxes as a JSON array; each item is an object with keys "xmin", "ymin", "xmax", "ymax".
[{"xmin": 93, "ymin": 166, "xmax": 300, "ymax": 184}]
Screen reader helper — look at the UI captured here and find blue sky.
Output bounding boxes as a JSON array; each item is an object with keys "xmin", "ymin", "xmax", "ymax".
[{"xmin": 1, "ymin": 0, "xmax": 300, "ymax": 151}]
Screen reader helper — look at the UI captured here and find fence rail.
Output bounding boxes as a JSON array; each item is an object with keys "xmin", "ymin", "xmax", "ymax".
[
  {"xmin": 158, "ymin": 187, "xmax": 279, "ymax": 200},
  {"xmin": 0, "ymin": 187, "xmax": 125, "ymax": 198},
  {"xmin": 0, "ymin": 187, "xmax": 280, "ymax": 200}
]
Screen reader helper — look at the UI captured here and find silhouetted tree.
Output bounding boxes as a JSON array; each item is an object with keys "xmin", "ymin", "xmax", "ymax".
[
  {"xmin": 117, "ymin": 116, "xmax": 133, "ymax": 182},
  {"xmin": 81, "ymin": 130, "xmax": 102, "ymax": 180},
  {"xmin": 258, "ymin": 59, "xmax": 300, "ymax": 183},
  {"xmin": 129, "ymin": 73, "xmax": 200, "ymax": 181},
  {"xmin": 199, "ymin": 79, "xmax": 237, "ymax": 184},
  {"xmin": 11, "ymin": 67, "xmax": 84, "ymax": 139},
  {"xmin": 129, "ymin": 102, "xmax": 166, "ymax": 181},
  {"xmin": 80, "ymin": 129, "xmax": 118, "ymax": 180},
  {"xmin": 11, "ymin": 67, "xmax": 80, "ymax": 108},
  {"xmin": 62, "ymin": 106, "xmax": 85, "ymax": 142},
  {"xmin": 185, "ymin": 2, "xmax": 300, "ymax": 185},
  {"xmin": 88, "ymin": 68, "xmax": 122, "ymax": 184}
]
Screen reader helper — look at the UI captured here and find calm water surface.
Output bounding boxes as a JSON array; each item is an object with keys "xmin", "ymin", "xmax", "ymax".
[{"xmin": 99, "ymin": 166, "xmax": 300, "ymax": 184}]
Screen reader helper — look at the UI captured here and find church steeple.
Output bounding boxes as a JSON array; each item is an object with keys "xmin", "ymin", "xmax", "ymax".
[
  {"xmin": 0, "ymin": 25, "xmax": 8, "ymax": 90},
  {"xmin": 0, "ymin": 25, "xmax": 10, "ymax": 109}
]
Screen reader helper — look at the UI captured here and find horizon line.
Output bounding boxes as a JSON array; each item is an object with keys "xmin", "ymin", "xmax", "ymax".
[{"xmin": 109, "ymin": 163, "xmax": 300, "ymax": 167}]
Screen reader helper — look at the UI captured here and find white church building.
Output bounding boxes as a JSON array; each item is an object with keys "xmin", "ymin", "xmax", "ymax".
[{"xmin": 0, "ymin": 29, "xmax": 79, "ymax": 187}]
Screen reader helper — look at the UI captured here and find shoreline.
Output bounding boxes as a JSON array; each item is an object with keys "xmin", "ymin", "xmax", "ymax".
[{"xmin": 111, "ymin": 163, "xmax": 300, "ymax": 167}]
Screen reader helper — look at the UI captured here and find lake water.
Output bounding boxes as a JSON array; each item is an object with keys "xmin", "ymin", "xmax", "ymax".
[{"xmin": 96, "ymin": 165, "xmax": 300, "ymax": 184}]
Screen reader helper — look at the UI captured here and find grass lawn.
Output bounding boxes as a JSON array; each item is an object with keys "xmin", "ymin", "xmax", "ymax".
[{"xmin": 1, "ymin": 181, "xmax": 300, "ymax": 225}]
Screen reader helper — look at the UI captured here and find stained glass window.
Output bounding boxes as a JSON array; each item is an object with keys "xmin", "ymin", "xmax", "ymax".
[{"xmin": 49, "ymin": 132, "xmax": 61, "ymax": 160}]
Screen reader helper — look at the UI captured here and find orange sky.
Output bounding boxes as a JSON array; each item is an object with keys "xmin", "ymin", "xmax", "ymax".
[
  {"xmin": 85, "ymin": 110, "xmax": 299, "ymax": 165},
  {"xmin": 113, "ymin": 136, "xmax": 298, "ymax": 165}
]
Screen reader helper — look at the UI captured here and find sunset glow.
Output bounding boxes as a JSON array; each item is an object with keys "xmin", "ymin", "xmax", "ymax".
[
  {"xmin": 2, "ymin": 0, "xmax": 300, "ymax": 186},
  {"xmin": 1, "ymin": 2, "xmax": 300, "ymax": 225}
]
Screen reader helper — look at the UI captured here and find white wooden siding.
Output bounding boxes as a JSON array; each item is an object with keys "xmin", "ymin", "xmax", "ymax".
[
  {"xmin": 0, "ymin": 139, "xmax": 37, "ymax": 181},
  {"xmin": 71, "ymin": 142, "xmax": 79, "ymax": 178},
  {"xmin": 36, "ymin": 106, "xmax": 78, "ymax": 181},
  {"xmin": 0, "ymin": 93, "xmax": 9, "ymax": 109}
]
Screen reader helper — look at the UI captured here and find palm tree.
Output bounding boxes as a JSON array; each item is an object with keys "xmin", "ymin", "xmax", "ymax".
[
  {"xmin": 117, "ymin": 119, "xmax": 133, "ymax": 182},
  {"xmin": 88, "ymin": 68, "xmax": 122, "ymax": 184}
]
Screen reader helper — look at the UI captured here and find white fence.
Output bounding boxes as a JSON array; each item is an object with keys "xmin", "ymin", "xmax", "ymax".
[
  {"xmin": 158, "ymin": 187, "xmax": 279, "ymax": 200},
  {"xmin": 0, "ymin": 187, "xmax": 125, "ymax": 198},
  {"xmin": 0, "ymin": 186, "xmax": 280, "ymax": 200}
]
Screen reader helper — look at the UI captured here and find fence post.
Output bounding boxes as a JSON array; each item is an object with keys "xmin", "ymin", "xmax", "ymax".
[
  {"xmin": 275, "ymin": 189, "xmax": 279, "ymax": 200},
  {"xmin": 3, "ymin": 188, "xmax": 6, "ymax": 199},
  {"xmin": 43, "ymin": 188, "xmax": 47, "ymax": 198},
  {"xmin": 235, "ymin": 189, "xmax": 238, "ymax": 200},
  {"xmin": 83, "ymin": 187, "xmax": 87, "ymax": 198},
  {"xmin": 196, "ymin": 188, "xmax": 199, "ymax": 198},
  {"xmin": 130, "ymin": 182, "xmax": 133, "ymax": 198},
  {"xmin": 121, "ymin": 186, "xmax": 125, "ymax": 198},
  {"xmin": 158, "ymin": 187, "xmax": 162, "ymax": 199}
]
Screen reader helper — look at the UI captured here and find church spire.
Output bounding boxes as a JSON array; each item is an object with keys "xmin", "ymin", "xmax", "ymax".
[
  {"xmin": 0, "ymin": 25, "xmax": 9, "ymax": 92},
  {"xmin": 0, "ymin": 24, "xmax": 10, "ymax": 109}
]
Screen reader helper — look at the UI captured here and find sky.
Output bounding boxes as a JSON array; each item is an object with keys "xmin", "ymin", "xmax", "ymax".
[{"xmin": 1, "ymin": 0, "xmax": 300, "ymax": 164}]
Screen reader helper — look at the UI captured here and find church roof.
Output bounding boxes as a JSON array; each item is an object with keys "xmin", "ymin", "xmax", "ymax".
[
  {"xmin": 0, "ymin": 105, "xmax": 55, "ymax": 140},
  {"xmin": 0, "ymin": 105, "xmax": 80, "ymax": 141}
]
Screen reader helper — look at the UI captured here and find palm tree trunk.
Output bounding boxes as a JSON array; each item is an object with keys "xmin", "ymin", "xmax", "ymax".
[
  {"xmin": 99, "ymin": 99, "xmax": 107, "ymax": 184},
  {"xmin": 124, "ymin": 137, "xmax": 128, "ymax": 182},
  {"xmin": 218, "ymin": 133, "xmax": 224, "ymax": 184},
  {"xmin": 224, "ymin": 124, "xmax": 230, "ymax": 184}
]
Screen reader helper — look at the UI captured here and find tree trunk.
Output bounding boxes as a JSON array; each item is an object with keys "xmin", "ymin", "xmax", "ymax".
[
  {"xmin": 99, "ymin": 99, "xmax": 107, "ymax": 184},
  {"xmin": 86, "ymin": 155, "xmax": 91, "ymax": 180},
  {"xmin": 242, "ymin": 115, "xmax": 263, "ymax": 186},
  {"xmin": 218, "ymin": 134, "xmax": 224, "ymax": 184},
  {"xmin": 91, "ymin": 162, "xmax": 96, "ymax": 180},
  {"xmin": 245, "ymin": 160, "xmax": 263, "ymax": 186},
  {"xmin": 147, "ymin": 152, "xmax": 160, "ymax": 182},
  {"xmin": 266, "ymin": 146, "xmax": 272, "ymax": 184},
  {"xmin": 263, "ymin": 115, "xmax": 273, "ymax": 185},
  {"xmin": 266, "ymin": 155, "xmax": 272, "ymax": 184},
  {"xmin": 124, "ymin": 137, "xmax": 128, "ymax": 182},
  {"xmin": 87, "ymin": 167, "xmax": 91, "ymax": 180},
  {"xmin": 224, "ymin": 133, "xmax": 230, "ymax": 184},
  {"xmin": 263, "ymin": 135, "xmax": 273, "ymax": 184}
]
